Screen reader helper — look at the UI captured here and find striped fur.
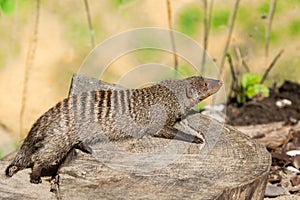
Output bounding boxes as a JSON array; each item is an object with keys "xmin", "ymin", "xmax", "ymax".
[{"xmin": 5, "ymin": 76, "xmax": 222, "ymax": 184}]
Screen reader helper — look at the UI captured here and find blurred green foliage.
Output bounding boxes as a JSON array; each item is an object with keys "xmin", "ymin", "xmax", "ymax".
[
  {"xmin": 68, "ymin": 22, "xmax": 90, "ymax": 49},
  {"xmin": 134, "ymin": 49, "xmax": 161, "ymax": 63},
  {"xmin": 211, "ymin": 9, "xmax": 229, "ymax": 30},
  {"xmin": 114, "ymin": 0, "xmax": 135, "ymax": 6},
  {"xmin": 258, "ymin": 1, "xmax": 270, "ymax": 13},
  {"xmin": 192, "ymin": 103, "xmax": 205, "ymax": 112},
  {"xmin": 177, "ymin": 64, "xmax": 196, "ymax": 77},
  {"xmin": 177, "ymin": 5, "xmax": 202, "ymax": 36},
  {"xmin": 0, "ymin": 0, "xmax": 15, "ymax": 13},
  {"xmin": 289, "ymin": 19, "xmax": 300, "ymax": 36}
]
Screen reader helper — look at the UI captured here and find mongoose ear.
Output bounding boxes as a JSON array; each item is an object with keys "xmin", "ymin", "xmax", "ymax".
[
  {"xmin": 186, "ymin": 86, "xmax": 196, "ymax": 99},
  {"xmin": 75, "ymin": 142, "xmax": 93, "ymax": 154}
]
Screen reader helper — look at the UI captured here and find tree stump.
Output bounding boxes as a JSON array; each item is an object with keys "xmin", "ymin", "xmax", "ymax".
[{"xmin": 0, "ymin": 74, "xmax": 271, "ymax": 199}]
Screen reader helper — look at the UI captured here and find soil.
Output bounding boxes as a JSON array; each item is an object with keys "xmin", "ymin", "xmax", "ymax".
[
  {"xmin": 226, "ymin": 80, "xmax": 300, "ymax": 126},
  {"xmin": 227, "ymin": 80, "xmax": 300, "ymax": 198}
]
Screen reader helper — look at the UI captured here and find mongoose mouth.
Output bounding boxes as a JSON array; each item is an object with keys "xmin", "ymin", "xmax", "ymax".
[{"xmin": 203, "ymin": 77, "xmax": 223, "ymax": 97}]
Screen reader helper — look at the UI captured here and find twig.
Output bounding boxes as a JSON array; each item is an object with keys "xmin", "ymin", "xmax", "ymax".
[
  {"xmin": 166, "ymin": 0, "xmax": 178, "ymax": 77},
  {"xmin": 83, "ymin": 0, "xmax": 95, "ymax": 48},
  {"xmin": 19, "ymin": 0, "xmax": 40, "ymax": 138},
  {"xmin": 265, "ymin": 0, "xmax": 276, "ymax": 59},
  {"xmin": 241, "ymin": 57, "xmax": 250, "ymax": 72},
  {"xmin": 260, "ymin": 49, "xmax": 284, "ymax": 84},
  {"xmin": 227, "ymin": 54, "xmax": 237, "ymax": 83},
  {"xmin": 201, "ymin": 0, "xmax": 214, "ymax": 74},
  {"xmin": 234, "ymin": 46, "xmax": 250, "ymax": 73},
  {"xmin": 234, "ymin": 46, "xmax": 242, "ymax": 73},
  {"xmin": 226, "ymin": 53, "xmax": 238, "ymax": 100},
  {"xmin": 219, "ymin": 0, "xmax": 241, "ymax": 74}
]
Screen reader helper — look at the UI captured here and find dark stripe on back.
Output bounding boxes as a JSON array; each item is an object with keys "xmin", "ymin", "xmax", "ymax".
[
  {"xmin": 98, "ymin": 91, "xmax": 105, "ymax": 119},
  {"xmin": 126, "ymin": 89, "xmax": 131, "ymax": 115},
  {"xmin": 105, "ymin": 90, "xmax": 112, "ymax": 117},
  {"xmin": 119, "ymin": 90, "xmax": 125, "ymax": 114},
  {"xmin": 113, "ymin": 90, "xmax": 118, "ymax": 114}
]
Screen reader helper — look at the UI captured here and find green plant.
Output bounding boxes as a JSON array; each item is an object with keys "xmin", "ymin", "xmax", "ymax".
[
  {"xmin": 177, "ymin": 5, "xmax": 202, "ymax": 36},
  {"xmin": 0, "ymin": 0, "xmax": 15, "ymax": 13},
  {"xmin": 226, "ymin": 54, "xmax": 272, "ymax": 104},
  {"xmin": 211, "ymin": 9, "xmax": 229, "ymax": 30},
  {"xmin": 114, "ymin": 0, "xmax": 135, "ymax": 6},
  {"xmin": 192, "ymin": 103, "xmax": 205, "ymax": 112},
  {"xmin": 240, "ymin": 73, "xmax": 269, "ymax": 102}
]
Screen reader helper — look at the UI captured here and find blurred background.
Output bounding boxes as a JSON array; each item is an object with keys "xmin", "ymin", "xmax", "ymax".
[{"xmin": 0, "ymin": 0, "xmax": 299, "ymax": 156}]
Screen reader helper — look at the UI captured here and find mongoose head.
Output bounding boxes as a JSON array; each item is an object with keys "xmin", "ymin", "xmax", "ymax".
[
  {"xmin": 5, "ymin": 165, "xmax": 20, "ymax": 177},
  {"xmin": 183, "ymin": 76, "xmax": 222, "ymax": 109},
  {"xmin": 159, "ymin": 76, "xmax": 222, "ymax": 113},
  {"xmin": 5, "ymin": 151, "xmax": 31, "ymax": 177}
]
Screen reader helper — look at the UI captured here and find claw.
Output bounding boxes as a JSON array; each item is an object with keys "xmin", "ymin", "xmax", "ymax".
[
  {"xmin": 30, "ymin": 176, "xmax": 42, "ymax": 184},
  {"xmin": 193, "ymin": 136, "xmax": 203, "ymax": 144}
]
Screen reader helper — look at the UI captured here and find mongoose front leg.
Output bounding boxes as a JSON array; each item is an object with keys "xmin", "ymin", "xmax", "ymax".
[
  {"xmin": 30, "ymin": 163, "xmax": 42, "ymax": 184},
  {"xmin": 154, "ymin": 126, "xmax": 203, "ymax": 144},
  {"xmin": 50, "ymin": 174, "xmax": 61, "ymax": 198}
]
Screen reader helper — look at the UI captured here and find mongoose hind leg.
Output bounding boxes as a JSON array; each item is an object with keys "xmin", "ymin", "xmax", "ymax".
[
  {"xmin": 30, "ymin": 163, "xmax": 42, "ymax": 184},
  {"xmin": 154, "ymin": 126, "xmax": 203, "ymax": 144}
]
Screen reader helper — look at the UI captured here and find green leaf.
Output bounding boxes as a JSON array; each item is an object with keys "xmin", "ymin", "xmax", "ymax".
[
  {"xmin": 192, "ymin": 103, "xmax": 205, "ymax": 111},
  {"xmin": 245, "ymin": 84, "xmax": 269, "ymax": 99},
  {"xmin": 211, "ymin": 9, "xmax": 229, "ymax": 30},
  {"xmin": 1, "ymin": 0, "xmax": 15, "ymax": 13},
  {"xmin": 114, "ymin": 0, "xmax": 134, "ymax": 6},
  {"xmin": 242, "ymin": 73, "xmax": 262, "ymax": 89},
  {"xmin": 178, "ymin": 5, "xmax": 202, "ymax": 36}
]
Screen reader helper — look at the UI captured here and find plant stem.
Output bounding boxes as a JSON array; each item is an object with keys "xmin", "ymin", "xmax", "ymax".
[
  {"xmin": 166, "ymin": 0, "xmax": 178, "ymax": 77},
  {"xmin": 219, "ymin": 0, "xmax": 241, "ymax": 74},
  {"xmin": 226, "ymin": 53, "xmax": 237, "ymax": 100},
  {"xmin": 260, "ymin": 49, "xmax": 284, "ymax": 84},
  {"xmin": 201, "ymin": 0, "xmax": 214, "ymax": 74},
  {"xmin": 83, "ymin": 0, "xmax": 95, "ymax": 48},
  {"xmin": 265, "ymin": 0, "xmax": 276, "ymax": 59},
  {"xmin": 20, "ymin": 0, "xmax": 40, "ymax": 138}
]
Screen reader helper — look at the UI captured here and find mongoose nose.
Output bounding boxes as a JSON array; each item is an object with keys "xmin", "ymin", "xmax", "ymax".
[
  {"xmin": 218, "ymin": 80, "xmax": 223, "ymax": 86},
  {"xmin": 204, "ymin": 78, "xmax": 223, "ymax": 90}
]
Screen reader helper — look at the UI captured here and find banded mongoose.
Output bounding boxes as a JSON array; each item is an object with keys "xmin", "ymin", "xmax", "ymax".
[{"xmin": 5, "ymin": 76, "xmax": 222, "ymax": 184}]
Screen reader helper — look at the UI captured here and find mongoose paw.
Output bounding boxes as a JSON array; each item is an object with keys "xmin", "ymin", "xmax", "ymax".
[
  {"xmin": 193, "ymin": 136, "xmax": 203, "ymax": 144},
  {"xmin": 5, "ymin": 165, "xmax": 19, "ymax": 177},
  {"xmin": 30, "ymin": 176, "xmax": 42, "ymax": 184}
]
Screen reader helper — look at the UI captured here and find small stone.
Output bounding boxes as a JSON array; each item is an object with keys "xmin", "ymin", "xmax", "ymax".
[
  {"xmin": 264, "ymin": 184, "xmax": 285, "ymax": 197},
  {"xmin": 290, "ymin": 176, "xmax": 300, "ymax": 186}
]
